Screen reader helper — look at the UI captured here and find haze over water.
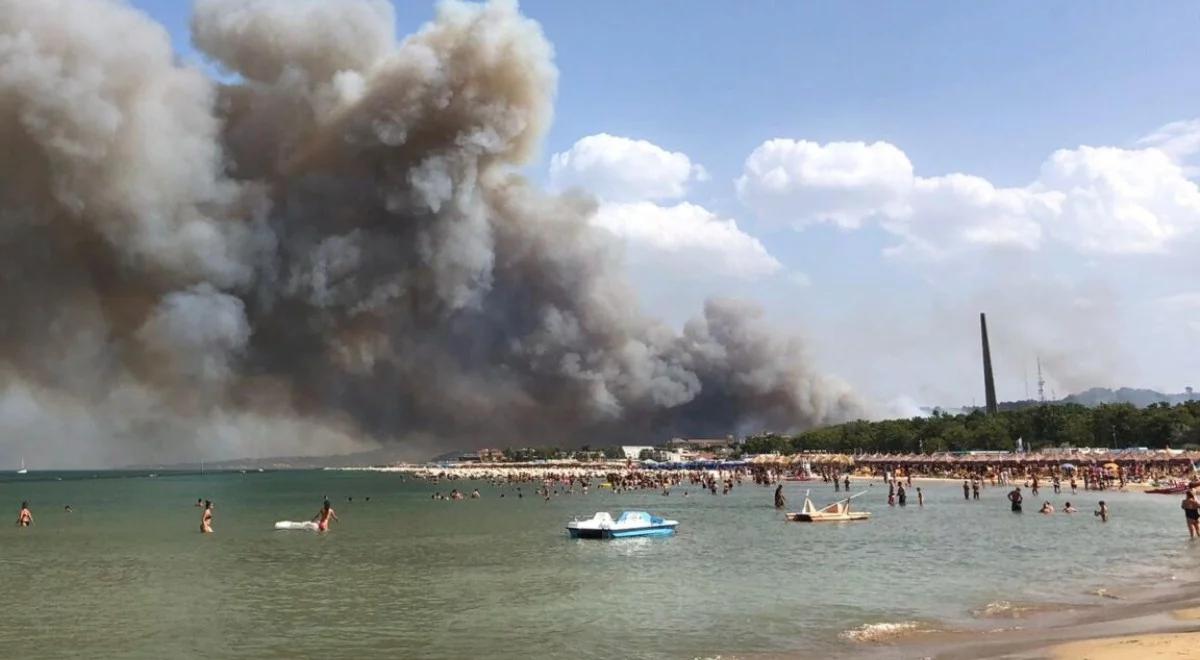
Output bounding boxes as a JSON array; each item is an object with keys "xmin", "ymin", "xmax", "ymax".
[{"xmin": 0, "ymin": 471, "xmax": 1192, "ymax": 659}]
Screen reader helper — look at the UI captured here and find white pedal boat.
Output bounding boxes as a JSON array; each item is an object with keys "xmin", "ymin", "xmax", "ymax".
[
  {"xmin": 567, "ymin": 511, "xmax": 678, "ymax": 539},
  {"xmin": 786, "ymin": 491, "xmax": 871, "ymax": 522}
]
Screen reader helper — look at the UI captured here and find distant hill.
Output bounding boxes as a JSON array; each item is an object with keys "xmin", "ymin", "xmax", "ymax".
[
  {"xmin": 127, "ymin": 444, "xmax": 426, "ymax": 471},
  {"xmin": 1061, "ymin": 387, "xmax": 1197, "ymax": 407},
  {"xmin": 942, "ymin": 387, "xmax": 1199, "ymax": 415}
]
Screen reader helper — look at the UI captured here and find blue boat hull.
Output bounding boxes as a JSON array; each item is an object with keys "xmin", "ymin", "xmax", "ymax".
[{"xmin": 568, "ymin": 525, "xmax": 677, "ymax": 539}]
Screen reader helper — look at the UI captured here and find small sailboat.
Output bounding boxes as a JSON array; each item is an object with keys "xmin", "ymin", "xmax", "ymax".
[
  {"xmin": 16, "ymin": 457, "xmax": 27, "ymax": 475},
  {"xmin": 786, "ymin": 490, "xmax": 871, "ymax": 522}
]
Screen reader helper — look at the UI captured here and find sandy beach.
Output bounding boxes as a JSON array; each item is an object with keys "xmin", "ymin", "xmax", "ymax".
[
  {"xmin": 1044, "ymin": 607, "xmax": 1200, "ymax": 659},
  {"xmin": 1047, "ymin": 631, "xmax": 1200, "ymax": 659}
]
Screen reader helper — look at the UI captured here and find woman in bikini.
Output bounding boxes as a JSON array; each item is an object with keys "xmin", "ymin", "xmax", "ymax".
[
  {"xmin": 200, "ymin": 500, "xmax": 214, "ymax": 533},
  {"xmin": 313, "ymin": 500, "xmax": 338, "ymax": 532},
  {"xmin": 16, "ymin": 501, "xmax": 32, "ymax": 527}
]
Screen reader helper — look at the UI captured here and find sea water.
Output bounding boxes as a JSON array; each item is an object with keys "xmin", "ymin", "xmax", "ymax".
[{"xmin": 0, "ymin": 471, "xmax": 1192, "ymax": 659}]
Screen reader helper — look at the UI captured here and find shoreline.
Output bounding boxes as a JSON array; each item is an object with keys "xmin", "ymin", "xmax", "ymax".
[{"xmin": 845, "ymin": 575, "xmax": 1200, "ymax": 660}]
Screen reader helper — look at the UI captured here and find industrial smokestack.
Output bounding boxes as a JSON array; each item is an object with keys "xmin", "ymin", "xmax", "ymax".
[{"xmin": 980, "ymin": 313, "xmax": 998, "ymax": 414}]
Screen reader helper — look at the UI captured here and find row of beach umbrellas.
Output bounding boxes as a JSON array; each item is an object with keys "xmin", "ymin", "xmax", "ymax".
[{"xmin": 746, "ymin": 449, "xmax": 1198, "ymax": 466}]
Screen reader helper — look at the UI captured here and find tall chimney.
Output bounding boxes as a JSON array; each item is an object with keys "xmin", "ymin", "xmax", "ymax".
[{"xmin": 980, "ymin": 313, "xmax": 998, "ymax": 414}]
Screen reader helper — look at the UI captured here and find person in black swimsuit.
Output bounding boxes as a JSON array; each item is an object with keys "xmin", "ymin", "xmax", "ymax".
[
  {"xmin": 1007, "ymin": 486, "xmax": 1023, "ymax": 513},
  {"xmin": 1183, "ymin": 491, "xmax": 1200, "ymax": 539}
]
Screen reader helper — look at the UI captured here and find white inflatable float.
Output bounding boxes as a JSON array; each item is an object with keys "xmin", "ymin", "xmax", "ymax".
[{"xmin": 274, "ymin": 520, "xmax": 319, "ymax": 531}]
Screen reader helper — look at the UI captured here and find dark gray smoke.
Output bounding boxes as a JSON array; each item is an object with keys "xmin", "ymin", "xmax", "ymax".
[{"xmin": 0, "ymin": 0, "xmax": 861, "ymax": 467}]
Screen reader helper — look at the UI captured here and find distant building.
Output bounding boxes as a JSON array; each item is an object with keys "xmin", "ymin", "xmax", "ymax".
[
  {"xmin": 457, "ymin": 452, "xmax": 482, "ymax": 462},
  {"xmin": 477, "ymin": 448, "xmax": 505, "ymax": 462},
  {"xmin": 666, "ymin": 437, "xmax": 734, "ymax": 450},
  {"xmin": 621, "ymin": 445, "xmax": 656, "ymax": 460}
]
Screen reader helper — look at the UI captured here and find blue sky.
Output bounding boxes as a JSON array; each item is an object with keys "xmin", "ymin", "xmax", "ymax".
[{"xmin": 130, "ymin": 0, "xmax": 1200, "ymax": 408}]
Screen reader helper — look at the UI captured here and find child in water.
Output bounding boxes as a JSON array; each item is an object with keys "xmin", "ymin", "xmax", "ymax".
[
  {"xmin": 200, "ymin": 500, "xmax": 214, "ymax": 533},
  {"xmin": 1094, "ymin": 501, "xmax": 1109, "ymax": 522}
]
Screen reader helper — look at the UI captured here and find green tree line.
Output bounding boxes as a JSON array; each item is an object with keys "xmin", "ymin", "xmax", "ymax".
[{"xmin": 742, "ymin": 401, "xmax": 1200, "ymax": 455}]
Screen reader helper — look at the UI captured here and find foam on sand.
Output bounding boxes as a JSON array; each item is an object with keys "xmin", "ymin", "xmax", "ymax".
[{"xmin": 839, "ymin": 621, "xmax": 938, "ymax": 643}]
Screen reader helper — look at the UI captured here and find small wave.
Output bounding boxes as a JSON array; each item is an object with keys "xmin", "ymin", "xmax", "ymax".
[
  {"xmin": 971, "ymin": 600, "xmax": 1057, "ymax": 619},
  {"xmin": 839, "ymin": 621, "xmax": 936, "ymax": 643},
  {"xmin": 1091, "ymin": 588, "xmax": 1121, "ymax": 600}
]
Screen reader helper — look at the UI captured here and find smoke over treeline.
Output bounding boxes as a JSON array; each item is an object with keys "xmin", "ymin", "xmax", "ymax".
[{"xmin": 0, "ymin": 0, "xmax": 861, "ymax": 466}]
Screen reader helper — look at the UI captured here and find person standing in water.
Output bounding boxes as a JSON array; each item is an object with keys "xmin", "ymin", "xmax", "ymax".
[
  {"xmin": 1182, "ymin": 491, "xmax": 1200, "ymax": 539},
  {"xmin": 962, "ymin": 480, "xmax": 970, "ymax": 500},
  {"xmin": 16, "ymin": 501, "xmax": 32, "ymax": 527},
  {"xmin": 1094, "ymin": 500, "xmax": 1109, "ymax": 522},
  {"xmin": 200, "ymin": 500, "xmax": 213, "ymax": 533},
  {"xmin": 972, "ymin": 480, "xmax": 980, "ymax": 500},
  {"xmin": 314, "ymin": 499, "xmax": 339, "ymax": 532},
  {"xmin": 774, "ymin": 484, "xmax": 786, "ymax": 509},
  {"xmin": 916, "ymin": 487, "xmax": 924, "ymax": 507},
  {"xmin": 1007, "ymin": 486, "xmax": 1023, "ymax": 513},
  {"xmin": 897, "ymin": 483, "xmax": 907, "ymax": 506},
  {"xmin": 843, "ymin": 475, "xmax": 850, "ymax": 491}
]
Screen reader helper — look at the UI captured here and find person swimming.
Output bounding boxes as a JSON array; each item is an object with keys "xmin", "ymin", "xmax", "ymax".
[
  {"xmin": 16, "ymin": 501, "xmax": 32, "ymax": 527},
  {"xmin": 773, "ymin": 484, "xmax": 786, "ymax": 509},
  {"xmin": 1063, "ymin": 502, "xmax": 1078, "ymax": 513},
  {"xmin": 313, "ymin": 499, "xmax": 338, "ymax": 532},
  {"xmin": 195, "ymin": 498, "xmax": 204, "ymax": 507},
  {"xmin": 1038, "ymin": 501, "xmax": 1054, "ymax": 514},
  {"xmin": 64, "ymin": 505, "xmax": 72, "ymax": 513},
  {"xmin": 200, "ymin": 500, "xmax": 214, "ymax": 533}
]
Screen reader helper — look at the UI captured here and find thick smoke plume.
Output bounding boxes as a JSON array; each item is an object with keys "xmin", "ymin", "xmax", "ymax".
[{"xmin": 0, "ymin": 0, "xmax": 860, "ymax": 466}]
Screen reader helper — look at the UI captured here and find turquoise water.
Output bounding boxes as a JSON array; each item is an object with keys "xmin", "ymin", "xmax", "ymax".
[{"xmin": 0, "ymin": 471, "xmax": 1194, "ymax": 659}]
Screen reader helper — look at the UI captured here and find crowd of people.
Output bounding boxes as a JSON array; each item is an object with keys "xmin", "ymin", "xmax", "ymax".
[{"xmin": 15, "ymin": 461, "xmax": 1200, "ymax": 540}]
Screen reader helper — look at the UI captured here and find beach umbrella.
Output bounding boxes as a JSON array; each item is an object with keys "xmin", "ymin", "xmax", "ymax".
[{"xmin": 1060, "ymin": 463, "xmax": 1076, "ymax": 471}]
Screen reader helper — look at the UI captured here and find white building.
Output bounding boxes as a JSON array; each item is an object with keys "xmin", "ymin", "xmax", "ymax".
[{"xmin": 621, "ymin": 445, "xmax": 656, "ymax": 460}]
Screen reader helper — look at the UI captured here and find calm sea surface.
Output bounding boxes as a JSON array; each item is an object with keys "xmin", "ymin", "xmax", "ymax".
[{"xmin": 0, "ymin": 470, "xmax": 1194, "ymax": 659}]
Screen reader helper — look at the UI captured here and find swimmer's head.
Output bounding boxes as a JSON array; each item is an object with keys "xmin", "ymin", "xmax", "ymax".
[
  {"xmin": 323, "ymin": 499, "xmax": 331, "ymax": 510},
  {"xmin": 205, "ymin": 500, "xmax": 212, "ymax": 509},
  {"xmin": 21, "ymin": 501, "xmax": 28, "ymax": 509}
]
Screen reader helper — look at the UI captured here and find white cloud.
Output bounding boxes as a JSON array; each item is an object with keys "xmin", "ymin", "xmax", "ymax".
[
  {"xmin": 737, "ymin": 134, "xmax": 1200, "ymax": 259},
  {"xmin": 735, "ymin": 139, "xmax": 914, "ymax": 229},
  {"xmin": 1036, "ymin": 146, "xmax": 1200, "ymax": 254},
  {"xmin": 1138, "ymin": 118, "xmax": 1200, "ymax": 161},
  {"xmin": 591, "ymin": 201, "xmax": 782, "ymax": 280},
  {"xmin": 548, "ymin": 133, "xmax": 704, "ymax": 202},
  {"xmin": 884, "ymin": 173, "xmax": 1052, "ymax": 260}
]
